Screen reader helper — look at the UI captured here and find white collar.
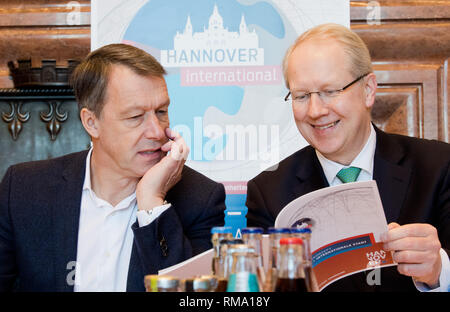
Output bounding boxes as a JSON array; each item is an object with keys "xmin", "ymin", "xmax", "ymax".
[
  {"xmin": 315, "ymin": 124, "xmax": 376, "ymax": 185},
  {"xmin": 82, "ymin": 147, "xmax": 136, "ymax": 210},
  {"xmin": 82, "ymin": 147, "xmax": 93, "ymax": 192}
]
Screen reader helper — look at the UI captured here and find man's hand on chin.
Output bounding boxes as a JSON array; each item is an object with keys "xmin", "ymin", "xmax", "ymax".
[{"xmin": 136, "ymin": 128, "xmax": 190, "ymax": 210}]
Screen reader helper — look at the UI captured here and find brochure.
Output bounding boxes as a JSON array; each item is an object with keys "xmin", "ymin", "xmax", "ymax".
[{"xmin": 275, "ymin": 180, "xmax": 396, "ymax": 290}]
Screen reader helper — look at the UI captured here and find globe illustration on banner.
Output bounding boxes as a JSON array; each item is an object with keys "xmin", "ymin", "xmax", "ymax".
[
  {"xmin": 123, "ymin": 0, "xmax": 298, "ymax": 169},
  {"xmin": 123, "ymin": 0, "xmax": 300, "ymax": 233}
]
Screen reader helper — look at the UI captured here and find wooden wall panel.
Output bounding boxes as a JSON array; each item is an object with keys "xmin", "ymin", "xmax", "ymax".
[
  {"xmin": 0, "ymin": 0, "xmax": 448, "ymax": 142},
  {"xmin": 351, "ymin": 0, "xmax": 450, "ymax": 142},
  {"xmin": 0, "ymin": 0, "xmax": 90, "ymax": 88}
]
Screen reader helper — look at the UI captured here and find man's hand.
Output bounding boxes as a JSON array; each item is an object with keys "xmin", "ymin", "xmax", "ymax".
[
  {"xmin": 381, "ymin": 222, "xmax": 442, "ymax": 287},
  {"xmin": 136, "ymin": 128, "xmax": 189, "ymax": 210}
]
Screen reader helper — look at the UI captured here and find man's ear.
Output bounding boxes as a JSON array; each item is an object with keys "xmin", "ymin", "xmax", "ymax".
[
  {"xmin": 364, "ymin": 73, "xmax": 378, "ymax": 109},
  {"xmin": 80, "ymin": 108, "xmax": 100, "ymax": 139}
]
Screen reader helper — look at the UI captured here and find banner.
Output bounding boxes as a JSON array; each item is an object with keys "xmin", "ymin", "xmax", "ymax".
[{"xmin": 92, "ymin": 0, "xmax": 350, "ymax": 236}]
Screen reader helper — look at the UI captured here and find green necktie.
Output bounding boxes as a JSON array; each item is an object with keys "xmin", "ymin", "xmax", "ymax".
[{"xmin": 336, "ymin": 166, "xmax": 361, "ymax": 183}]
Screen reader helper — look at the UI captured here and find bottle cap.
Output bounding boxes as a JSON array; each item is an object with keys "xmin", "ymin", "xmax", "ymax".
[
  {"xmin": 211, "ymin": 226, "xmax": 233, "ymax": 234},
  {"xmin": 157, "ymin": 276, "xmax": 179, "ymax": 289},
  {"xmin": 268, "ymin": 227, "xmax": 290, "ymax": 234},
  {"xmin": 280, "ymin": 237, "xmax": 303, "ymax": 245},
  {"xmin": 290, "ymin": 227, "xmax": 312, "ymax": 234},
  {"xmin": 241, "ymin": 227, "xmax": 263, "ymax": 234},
  {"xmin": 193, "ymin": 277, "xmax": 212, "ymax": 291},
  {"xmin": 222, "ymin": 238, "xmax": 244, "ymax": 245}
]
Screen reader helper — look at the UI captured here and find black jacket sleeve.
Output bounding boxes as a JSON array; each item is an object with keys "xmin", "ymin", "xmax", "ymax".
[{"xmin": 0, "ymin": 167, "xmax": 18, "ymax": 292}]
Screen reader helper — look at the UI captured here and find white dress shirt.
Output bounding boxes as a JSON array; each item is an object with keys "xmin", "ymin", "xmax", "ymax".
[
  {"xmin": 315, "ymin": 124, "xmax": 449, "ymax": 292},
  {"xmin": 74, "ymin": 148, "xmax": 171, "ymax": 292}
]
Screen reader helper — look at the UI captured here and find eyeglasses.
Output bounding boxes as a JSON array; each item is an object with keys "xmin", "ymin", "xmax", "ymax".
[{"xmin": 284, "ymin": 73, "xmax": 370, "ymax": 105}]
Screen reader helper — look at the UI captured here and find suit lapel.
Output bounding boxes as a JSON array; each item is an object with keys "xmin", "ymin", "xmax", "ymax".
[
  {"xmin": 373, "ymin": 128, "xmax": 411, "ymax": 223},
  {"xmin": 294, "ymin": 146, "xmax": 329, "ymax": 198},
  {"xmin": 126, "ymin": 224, "xmax": 145, "ymax": 292},
  {"xmin": 53, "ymin": 151, "xmax": 87, "ymax": 291}
]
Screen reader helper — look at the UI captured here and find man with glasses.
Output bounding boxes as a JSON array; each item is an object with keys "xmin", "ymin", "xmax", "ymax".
[{"xmin": 246, "ymin": 23, "xmax": 449, "ymax": 291}]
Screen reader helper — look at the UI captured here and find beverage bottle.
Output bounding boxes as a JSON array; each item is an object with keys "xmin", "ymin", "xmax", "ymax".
[
  {"xmin": 226, "ymin": 247, "xmax": 260, "ymax": 292},
  {"xmin": 241, "ymin": 227, "xmax": 264, "ymax": 266},
  {"xmin": 290, "ymin": 227, "xmax": 312, "ymax": 265},
  {"xmin": 145, "ymin": 275, "xmax": 179, "ymax": 292},
  {"xmin": 215, "ymin": 238, "xmax": 244, "ymax": 291},
  {"xmin": 290, "ymin": 227, "xmax": 318, "ymax": 292},
  {"xmin": 241, "ymin": 227, "xmax": 265, "ymax": 286},
  {"xmin": 144, "ymin": 274, "xmax": 159, "ymax": 292},
  {"xmin": 211, "ymin": 226, "xmax": 233, "ymax": 275},
  {"xmin": 222, "ymin": 242, "xmax": 248, "ymax": 279},
  {"xmin": 274, "ymin": 237, "xmax": 308, "ymax": 292},
  {"xmin": 184, "ymin": 276, "xmax": 213, "ymax": 292},
  {"xmin": 264, "ymin": 227, "xmax": 290, "ymax": 291}
]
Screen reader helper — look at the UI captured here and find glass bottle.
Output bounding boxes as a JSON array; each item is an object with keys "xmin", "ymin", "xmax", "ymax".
[
  {"xmin": 145, "ymin": 275, "xmax": 179, "ymax": 292},
  {"xmin": 264, "ymin": 227, "xmax": 291, "ymax": 291},
  {"xmin": 290, "ymin": 227, "xmax": 312, "ymax": 265},
  {"xmin": 184, "ymin": 276, "xmax": 213, "ymax": 292},
  {"xmin": 290, "ymin": 228, "xmax": 318, "ymax": 292},
  {"xmin": 268, "ymin": 227, "xmax": 291, "ymax": 270},
  {"xmin": 226, "ymin": 247, "xmax": 260, "ymax": 292},
  {"xmin": 215, "ymin": 239, "xmax": 244, "ymax": 291},
  {"xmin": 241, "ymin": 227, "xmax": 264, "ymax": 266},
  {"xmin": 211, "ymin": 226, "xmax": 233, "ymax": 275},
  {"xmin": 222, "ymin": 242, "xmax": 248, "ymax": 280},
  {"xmin": 241, "ymin": 227, "xmax": 265, "ymax": 287},
  {"xmin": 275, "ymin": 237, "xmax": 308, "ymax": 292},
  {"xmin": 144, "ymin": 274, "xmax": 159, "ymax": 292}
]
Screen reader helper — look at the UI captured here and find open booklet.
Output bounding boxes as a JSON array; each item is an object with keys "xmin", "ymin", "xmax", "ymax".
[{"xmin": 275, "ymin": 180, "xmax": 396, "ymax": 291}]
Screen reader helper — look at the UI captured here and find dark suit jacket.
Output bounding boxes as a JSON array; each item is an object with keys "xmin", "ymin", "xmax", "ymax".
[
  {"xmin": 246, "ymin": 127, "xmax": 450, "ymax": 291},
  {"xmin": 0, "ymin": 150, "xmax": 226, "ymax": 292}
]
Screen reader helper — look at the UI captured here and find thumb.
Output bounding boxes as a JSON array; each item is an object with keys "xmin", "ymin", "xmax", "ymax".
[
  {"xmin": 388, "ymin": 222, "xmax": 401, "ymax": 230},
  {"xmin": 380, "ymin": 222, "xmax": 400, "ymax": 242}
]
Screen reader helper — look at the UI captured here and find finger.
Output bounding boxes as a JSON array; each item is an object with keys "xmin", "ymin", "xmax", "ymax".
[
  {"xmin": 383, "ymin": 236, "xmax": 429, "ymax": 252},
  {"xmin": 179, "ymin": 136, "xmax": 189, "ymax": 161},
  {"xmin": 392, "ymin": 250, "xmax": 429, "ymax": 264},
  {"xmin": 169, "ymin": 140, "xmax": 183, "ymax": 161},
  {"xmin": 173, "ymin": 159, "xmax": 185, "ymax": 182},
  {"xmin": 161, "ymin": 140, "xmax": 173, "ymax": 152},
  {"xmin": 380, "ymin": 222, "xmax": 401, "ymax": 242},
  {"xmin": 171, "ymin": 135, "xmax": 189, "ymax": 161},
  {"xmin": 382, "ymin": 223, "xmax": 436, "ymax": 242},
  {"xmin": 165, "ymin": 128, "xmax": 181, "ymax": 141},
  {"xmin": 397, "ymin": 263, "xmax": 434, "ymax": 278},
  {"xmin": 388, "ymin": 222, "xmax": 400, "ymax": 230}
]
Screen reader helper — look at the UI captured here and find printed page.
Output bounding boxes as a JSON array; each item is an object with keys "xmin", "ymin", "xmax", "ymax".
[
  {"xmin": 158, "ymin": 248, "xmax": 214, "ymax": 279},
  {"xmin": 275, "ymin": 180, "xmax": 396, "ymax": 291}
]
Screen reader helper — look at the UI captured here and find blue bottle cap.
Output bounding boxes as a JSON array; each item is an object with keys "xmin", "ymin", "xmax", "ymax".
[
  {"xmin": 241, "ymin": 227, "xmax": 263, "ymax": 234},
  {"xmin": 268, "ymin": 227, "xmax": 291, "ymax": 234},
  {"xmin": 290, "ymin": 227, "xmax": 312, "ymax": 234},
  {"xmin": 211, "ymin": 226, "xmax": 233, "ymax": 234}
]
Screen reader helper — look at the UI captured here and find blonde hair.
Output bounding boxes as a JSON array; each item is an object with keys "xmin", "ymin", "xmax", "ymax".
[{"xmin": 282, "ymin": 23, "xmax": 373, "ymax": 89}]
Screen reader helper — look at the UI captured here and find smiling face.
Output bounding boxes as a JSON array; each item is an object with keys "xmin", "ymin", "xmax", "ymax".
[
  {"xmin": 88, "ymin": 64, "xmax": 170, "ymax": 179},
  {"xmin": 286, "ymin": 39, "xmax": 377, "ymax": 165}
]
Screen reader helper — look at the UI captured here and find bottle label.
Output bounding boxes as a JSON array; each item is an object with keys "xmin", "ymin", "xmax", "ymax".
[{"xmin": 226, "ymin": 272, "xmax": 259, "ymax": 292}]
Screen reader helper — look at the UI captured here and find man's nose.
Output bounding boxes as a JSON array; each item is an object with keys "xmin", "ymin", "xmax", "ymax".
[
  {"xmin": 307, "ymin": 93, "xmax": 329, "ymax": 119},
  {"xmin": 143, "ymin": 113, "xmax": 166, "ymax": 140}
]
